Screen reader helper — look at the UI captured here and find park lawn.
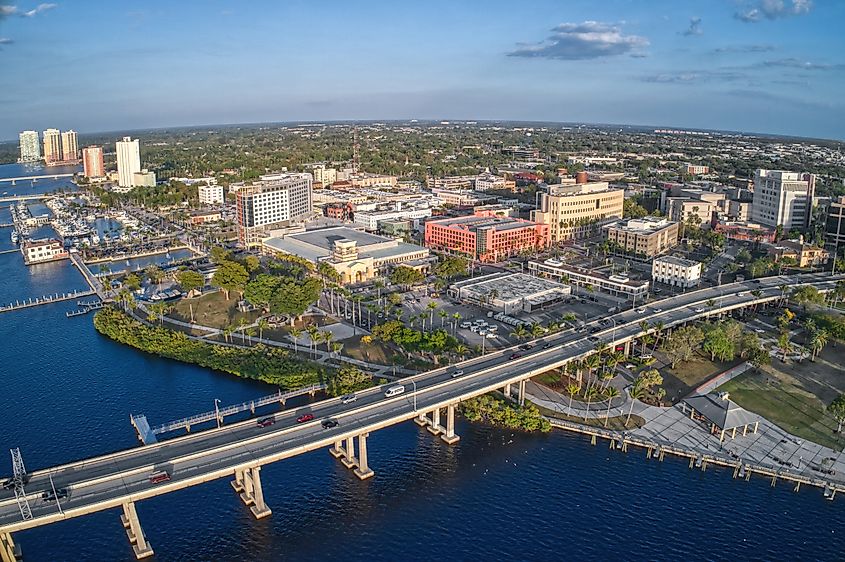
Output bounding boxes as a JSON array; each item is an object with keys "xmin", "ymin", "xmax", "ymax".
[
  {"xmin": 170, "ymin": 291, "xmax": 260, "ymax": 329},
  {"xmin": 718, "ymin": 369, "xmax": 845, "ymax": 451},
  {"xmin": 342, "ymin": 335, "xmax": 394, "ymax": 364}
]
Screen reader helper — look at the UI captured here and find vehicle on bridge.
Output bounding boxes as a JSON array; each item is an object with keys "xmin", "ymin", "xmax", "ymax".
[
  {"xmin": 341, "ymin": 394, "xmax": 357, "ymax": 404},
  {"xmin": 296, "ymin": 413, "xmax": 315, "ymax": 423},
  {"xmin": 42, "ymin": 489, "xmax": 68, "ymax": 502},
  {"xmin": 149, "ymin": 471, "xmax": 170, "ymax": 484},
  {"xmin": 451, "ymin": 370, "xmax": 464, "ymax": 378},
  {"xmin": 384, "ymin": 385, "xmax": 405, "ymax": 397},
  {"xmin": 321, "ymin": 419, "xmax": 339, "ymax": 429},
  {"xmin": 256, "ymin": 417, "xmax": 275, "ymax": 428}
]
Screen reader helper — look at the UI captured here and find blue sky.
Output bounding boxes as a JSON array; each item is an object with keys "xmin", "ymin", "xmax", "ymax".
[{"xmin": 1, "ymin": 0, "xmax": 843, "ymax": 140}]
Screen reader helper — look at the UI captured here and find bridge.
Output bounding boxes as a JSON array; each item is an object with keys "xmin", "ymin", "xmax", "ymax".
[
  {"xmin": 0, "ymin": 174, "xmax": 74, "ymax": 185},
  {"xmin": 0, "ymin": 273, "xmax": 841, "ymax": 560},
  {"xmin": 0, "ymin": 195, "xmax": 50, "ymax": 204}
]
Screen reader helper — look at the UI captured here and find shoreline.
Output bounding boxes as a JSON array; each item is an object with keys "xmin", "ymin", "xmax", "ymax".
[{"xmin": 84, "ymin": 245, "xmax": 191, "ymax": 265}]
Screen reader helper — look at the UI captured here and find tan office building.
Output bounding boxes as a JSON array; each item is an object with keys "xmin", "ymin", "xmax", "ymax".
[
  {"xmin": 530, "ymin": 180, "xmax": 624, "ymax": 242},
  {"xmin": 603, "ymin": 217, "xmax": 680, "ymax": 257}
]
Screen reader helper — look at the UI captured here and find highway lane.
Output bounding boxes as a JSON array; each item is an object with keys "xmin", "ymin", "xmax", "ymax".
[{"xmin": 0, "ymin": 273, "xmax": 841, "ymax": 532}]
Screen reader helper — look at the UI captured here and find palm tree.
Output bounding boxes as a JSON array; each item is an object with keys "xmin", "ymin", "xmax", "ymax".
[
  {"xmin": 583, "ymin": 353, "xmax": 602, "ymax": 389},
  {"xmin": 451, "ymin": 312, "xmax": 462, "ymax": 335},
  {"xmin": 322, "ymin": 330, "xmax": 334, "ymax": 352},
  {"xmin": 583, "ymin": 386, "xmax": 598, "ymax": 421},
  {"xmin": 222, "ymin": 325, "xmax": 234, "ymax": 344},
  {"xmin": 809, "ymin": 328, "xmax": 829, "ymax": 361},
  {"xmin": 290, "ymin": 327, "xmax": 302, "ymax": 354},
  {"xmin": 566, "ymin": 383, "xmax": 580, "ymax": 416},
  {"xmin": 454, "ymin": 343, "xmax": 469, "ymax": 359},
  {"xmin": 650, "ymin": 321, "xmax": 665, "ymax": 352},
  {"xmin": 530, "ymin": 323, "xmax": 545, "ymax": 339},
  {"xmin": 237, "ymin": 317, "xmax": 248, "ymax": 343},
  {"xmin": 331, "ymin": 341, "xmax": 343, "ymax": 356},
  {"xmin": 427, "ymin": 301, "xmax": 438, "ymax": 326},
  {"xmin": 512, "ymin": 324, "xmax": 528, "ymax": 340},
  {"xmin": 257, "ymin": 317, "xmax": 269, "ymax": 340},
  {"xmin": 627, "ymin": 384, "xmax": 645, "ymax": 427},
  {"xmin": 604, "ymin": 387, "xmax": 620, "ymax": 427},
  {"xmin": 306, "ymin": 324, "xmax": 319, "ymax": 357},
  {"xmin": 438, "ymin": 309, "xmax": 448, "ymax": 327}
]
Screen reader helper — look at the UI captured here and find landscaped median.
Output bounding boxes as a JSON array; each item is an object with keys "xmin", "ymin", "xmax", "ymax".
[{"xmin": 94, "ymin": 306, "xmax": 373, "ymax": 395}]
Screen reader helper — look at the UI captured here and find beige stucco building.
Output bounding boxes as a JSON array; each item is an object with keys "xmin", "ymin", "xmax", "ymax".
[{"xmin": 530, "ymin": 180, "xmax": 624, "ymax": 243}]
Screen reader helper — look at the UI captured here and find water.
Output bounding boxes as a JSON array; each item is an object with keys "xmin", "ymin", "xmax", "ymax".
[
  {"xmin": 0, "ymin": 165, "xmax": 843, "ymax": 559},
  {"xmin": 0, "ymin": 162, "xmax": 81, "ymax": 199}
]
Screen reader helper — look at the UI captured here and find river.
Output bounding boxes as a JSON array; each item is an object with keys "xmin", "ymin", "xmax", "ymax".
[{"xmin": 0, "ymin": 164, "xmax": 843, "ymax": 561}]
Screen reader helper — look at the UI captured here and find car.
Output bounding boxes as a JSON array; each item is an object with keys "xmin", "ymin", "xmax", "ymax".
[
  {"xmin": 1, "ymin": 479, "xmax": 15, "ymax": 490},
  {"xmin": 256, "ymin": 417, "xmax": 275, "ymax": 428},
  {"xmin": 485, "ymin": 332, "xmax": 497, "ymax": 339},
  {"xmin": 519, "ymin": 343, "xmax": 533, "ymax": 350},
  {"xmin": 42, "ymin": 488, "xmax": 68, "ymax": 502},
  {"xmin": 149, "ymin": 471, "xmax": 171, "ymax": 484},
  {"xmin": 460, "ymin": 322, "xmax": 472, "ymax": 329},
  {"xmin": 587, "ymin": 336, "xmax": 600, "ymax": 343},
  {"xmin": 639, "ymin": 354, "xmax": 653, "ymax": 360},
  {"xmin": 341, "ymin": 394, "xmax": 357, "ymax": 404},
  {"xmin": 653, "ymin": 288, "xmax": 662, "ymax": 293},
  {"xmin": 694, "ymin": 307, "xmax": 706, "ymax": 313},
  {"xmin": 737, "ymin": 291, "xmax": 747, "ymax": 297},
  {"xmin": 543, "ymin": 343, "xmax": 553, "ymax": 349},
  {"xmin": 509, "ymin": 353, "xmax": 522, "ymax": 360},
  {"xmin": 755, "ymin": 328, "xmax": 765, "ymax": 333},
  {"xmin": 751, "ymin": 279, "xmax": 762, "ymax": 284},
  {"xmin": 651, "ymin": 307, "xmax": 663, "ymax": 313},
  {"xmin": 469, "ymin": 325, "xmax": 480, "ymax": 333},
  {"xmin": 624, "ymin": 363, "xmax": 637, "ymax": 370},
  {"xmin": 451, "ymin": 369, "xmax": 465, "ymax": 378},
  {"xmin": 384, "ymin": 385, "xmax": 405, "ymax": 397},
  {"xmin": 296, "ymin": 413, "xmax": 315, "ymax": 423},
  {"xmin": 589, "ymin": 326, "xmax": 600, "ymax": 333},
  {"xmin": 321, "ymin": 419, "xmax": 339, "ymax": 429},
  {"xmin": 636, "ymin": 308, "xmax": 646, "ymax": 314}
]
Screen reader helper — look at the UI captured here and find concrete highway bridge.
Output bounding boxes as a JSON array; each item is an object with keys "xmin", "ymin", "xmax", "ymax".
[
  {"xmin": 0, "ymin": 174, "xmax": 73, "ymax": 185},
  {"xmin": 0, "ymin": 272, "xmax": 841, "ymax": 560}
]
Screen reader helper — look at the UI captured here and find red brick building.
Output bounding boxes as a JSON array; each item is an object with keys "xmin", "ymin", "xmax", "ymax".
[{"xmin": 424, "ymin": 213, "xmax": 549, "ymax": 263}]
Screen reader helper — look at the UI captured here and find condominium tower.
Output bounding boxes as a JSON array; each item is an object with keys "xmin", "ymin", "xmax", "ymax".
[
  {"xmin": 61, "ymin": 130, "xmax": 79, "ymax": 162},
  {"xmin": 116, "ymin": 137, "xmax": 141, "ymax": 188},
  {"xmin": 42, "ymin": 129, "xmax": 61, "ymax": 163},
  {"xmin": 82, "ymin": 146, "xmax": 105, "ymax": 178},
  {"xmin": 18, "ymin": 131, "xmax": 41, "ymax": 162}
]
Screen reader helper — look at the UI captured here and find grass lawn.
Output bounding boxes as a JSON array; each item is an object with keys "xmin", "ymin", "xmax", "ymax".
[
  {"xmin": 533, "ymin": 402, "xmax": 646, "ymax": 430},
  {"xmin": 343, "ymin": 335, "xmax": 394, "ymax": 364},
  {"xmin": 170, "ymin": 291, "xmax": 261, "ymax": 329},
  {"xmin": 718, "ymin": 369, "xmax": 845, "ymax": 451},
  {"xmin": 658, "ymin": 352, "xmax": 741, "ymax": 404}
]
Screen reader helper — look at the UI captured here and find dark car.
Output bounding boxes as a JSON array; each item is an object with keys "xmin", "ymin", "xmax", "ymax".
[
  {"xmin": 587, "ymin": 336, "xmax": 600, "ymax": 343},
  {"xmin": 296, "ymin": 413, "xmax": 315, "ymax": 423},
  {"xmin": 1, "ymin": 479, "xmax": 14, "ymax": 490},
  {"xmin": 519, "ymin": 343, "xmax": 533, "ymax": 350},
  {"xmin": 589, "ymin": 326, "xmax": 600, "ymax": 333},
  {"xmin": 256, "ymin": 417, "xmax": 275, "ymax": 428},
  {"xmin": 509, "ymin": 353, "xmax": 522, "ymax": 360},
  {"xmin": 42, "ymin": 488, "xmax": 68, "ymax": 502},
  {"xmin": 321, "ymin": 419, "xmax": 339, "ymax": 429},
  {"xmin": 543, "ymin": 343, "xmax": 553, "ymax": 349}
]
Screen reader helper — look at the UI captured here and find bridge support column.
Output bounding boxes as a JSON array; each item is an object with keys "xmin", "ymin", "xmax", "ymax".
[
  {"xmin": 623, "ymin": 341, "xmax": 631, "ymax": 356},
  {"xmin": 414, "ymin": 412, "xmax": 428, "ymax": 427},
  {"xmin": 329, "ymin": 440, "xmax": 345, "ymax": 458},
  {"xmin": 341, "ymin": 436, "xmax": 358, "ymax": 468},
  {"xmin": 231, "ymin": 468, "xmax": 246, "ymax": 492},
  {"xmin": 440, "ymin": 403, "xmax": 460, "ymax": 445},
  {"xmin": 121, "ymin": 502, "xmax": 153, "ymax": 559},
  {"xmin": 0, "ymin": 532, "xmax": 19, "ymax": 562},
  {"xmin": 504, "ymin": 383, "xmax": 512, "ymax": 399},
  {"xmin": 518, "ymin": 380, "xmax": 527, "ymax": 407},
  {"xmin": 235, "ymin": 467, "xmax": 272, "ymax": 519},
  {"xmin": 354, "ymin": 433, "xmax": 374, "ymax": 480},
  {"xmin": 427, "ymin": 407, "xmax": 442, "ymax": 434}
]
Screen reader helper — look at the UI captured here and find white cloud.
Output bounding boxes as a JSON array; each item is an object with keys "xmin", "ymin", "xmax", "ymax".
[
  {"xmin": 508, "ymin": 21, "xmax": 648, "ymax": 60},
  {"xmin": 1, "ymin": 3, "xmax": 57, "ymax": 17},
  {"xmin": 736, "ymin": 0, "xmax": 812, "ymax": 23}
]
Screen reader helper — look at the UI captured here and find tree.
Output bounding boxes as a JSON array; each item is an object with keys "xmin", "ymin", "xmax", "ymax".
[
  {"xmin": 627, "ymin": 384, "xmax": 645, "ymax": 427},
  {"xmin": 244, "ymin": 274, "xmax": 279, "ymax": 310},
  {"xmin": 176, "ymin": 270, "xmax": 205, "ymax": 293},
  {"xmin": 512, "ymin": 325, "xmax": 528, "ymax": 340},
  {"xmin": 243, "ymin": 255, "xmax": 261, "ymax": 273},
  {"xmin": 662, "ymin": 325, "xmax": 704, "ymax": 368},
  {"xmin": 124, "ymin": 273, "xmax": 141, "ymax": 291},
  {"xmin": 145, "ymin": 265, "xmax": 164, "ymax": 286},
  {"xmin": 604, "ymin": 386, "xmax": 620, "ymax": 427},
  {"xmin": 828, "ymin": 394, "xmax": 845, "ymax": 433},
  {"xmin": 703, "ymin": 323, "xmax": 735, "ymax": 362},
  {"xmin": 270, "ymin": 277, "xmax": 323, "ymax": 323},
  {"xmin": 212, "ymin": 260, "xmax": 248, "ymax": 300},
  {"xmin": 289, "ymin": 327, "xmax": 303, "ymax": 354},
  {"xmin": 257, "ymin": 317, "xmax": 270, "ymax": 340},
  {"xmin": 791, "ymin": 286, "xmax": 824, "ymax": 312},
  {"xmin": 434, "ymin": 255, "xmax": 468, "ymax": 279},
  {"xmin": 210, "ymin": 246, "xmax": 231, "ymax": 264},
  {"xmin": 427, "ymin": 301, "xmax": 438, "ymax": 326},
  {"xmin": 809, "ymin": 327, "xmax": 829, "ymax": 361},
  {"xmin": 566, "ymin": 383, "xmax": 580, "ymax": 416},
  {"xmin": 390, "ymin": 266, "xmax": 424, "ymax": 289},
  {"xmin": 329, "ymin": 366, "xmax": 372, "ymax": 396}
]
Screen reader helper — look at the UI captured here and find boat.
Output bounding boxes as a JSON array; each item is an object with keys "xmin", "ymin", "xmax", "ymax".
[{"xmin": 11, "ymin": 231, "xmax": 18, "ymax": 244}]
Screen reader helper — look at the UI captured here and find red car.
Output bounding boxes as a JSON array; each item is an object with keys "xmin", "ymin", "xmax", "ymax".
[
  {"xmin": 509, "ymin": 353, "xmax": 521, "ymax": 360},
  {"xmin": 149, "ymin": 471, "xmax": 170, "ymax": 484},
  {"xmin": 296, "ymin": 413, "xmax": 315, "ymax": 423},
  {"xmin": 256, "ymin": 417, "xmax": 275, "ymax": 428}
]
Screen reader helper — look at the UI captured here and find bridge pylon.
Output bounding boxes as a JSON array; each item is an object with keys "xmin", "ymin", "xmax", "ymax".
[
  {"xmin": 232, "ymin": 466, "xmax": 272, "ymax": 519},
  {"xmin": 121, "ymin": 502, "xmax": 153, "ymax": 559}
]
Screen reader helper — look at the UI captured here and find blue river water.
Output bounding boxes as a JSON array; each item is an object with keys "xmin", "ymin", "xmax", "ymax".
[{"xmin": 0, "ymin": 163, "xmax": 843, "ymax": 561}]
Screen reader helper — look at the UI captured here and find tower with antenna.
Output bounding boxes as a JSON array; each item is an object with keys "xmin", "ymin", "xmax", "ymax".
[{"xmin": 352, "ymin": 126, "xmax": 360, "ymax": 174}]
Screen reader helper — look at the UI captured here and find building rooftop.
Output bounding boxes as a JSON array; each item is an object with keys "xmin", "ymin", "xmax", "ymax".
[
  {"xmin": 427, "ymin": 215, "xmax": 538, "ymax": 232},
  {"xmin": 288, "ymin": 227, "xmax": 387, "ymax": 250},
  {"xmin": 605, "ymin": 217, "xmax": 676, "ymax": 233},
  {"xmin": 451, "ymin": 272, "xmax": 569, "ymax": 304},
  {"xmin": 684, "ymin": 393, "xmax": 760, "ymax": 431},
  {"xmin": 653, "ymin": 255, "xmax": 700, "ymax": 268}
]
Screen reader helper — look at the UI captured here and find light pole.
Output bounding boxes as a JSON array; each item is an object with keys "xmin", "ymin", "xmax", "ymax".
[
  {"xmin": 214, "ymin": 398, "xmax": 221, "ymax": 428},
  {"xmin": 411, "ymin": 379, "xmax": 417, "ymax": 412},
  {"xmin": 609, "ymin": 317, "xmax": 617, "ymax": 347}
]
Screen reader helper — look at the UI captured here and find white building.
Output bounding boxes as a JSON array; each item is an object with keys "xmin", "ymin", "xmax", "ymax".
[
  {"xmin": 528, "ymin": 258, "xmax": 649, "ymax": 302},
  {"xmin": 353, "ymin": 205, "xmax": 432, "ymax": 232},
  {"xmin": 651, "ymin": 255, "xmax": 702, "ymax": 288},
  {"xmin": 116, "ymin": 137, "xmax": 141, "ymax": 188},
  {"xmin": 475, "ymin": 172, "xmax": 507, "ymax": 191},
  {"xmin": 132, "ymin": 170, "xmax": 156, "ymax": 187},
  {"xmin": 312, "ymin": 164, "xmax": 337, "ymax": 186},
  {"xmin": 21, "ymin": 238, "xmax": 68, "ymax": 265},
  {"xmin": 198, "ymin": 184, "xmax": 225, "ymax": 205},
  {"xmin": 18, "ymin": 131, "xmax": 41, "ymax": 162},
  {"xmin": 751, "ymin": 169, "xmax": 815, "ymax": 230},
  {"xmin": 448, "ymin": 272, "xmax": 571, "ymax": 315},
  {"xmin": 236, "ymin": 173, "xmax": 313, "ymax": 247}
]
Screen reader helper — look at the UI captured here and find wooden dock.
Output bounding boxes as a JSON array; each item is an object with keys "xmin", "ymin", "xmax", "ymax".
[
  {"xmin": 0, "ymin": 289, "xmax": 96, "ymax": 314},
  {"xmin": 547, "ymin": 417, "xmax": 843, "ymax": 499}
]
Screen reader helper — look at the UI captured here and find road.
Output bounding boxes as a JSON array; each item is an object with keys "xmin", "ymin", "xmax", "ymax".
[{"xmin": 0, "ymin": 272, "xmax": 841, "ymax": 535}]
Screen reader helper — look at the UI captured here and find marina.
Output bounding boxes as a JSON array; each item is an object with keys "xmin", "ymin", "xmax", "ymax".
[{"xmin": 0, "ymin": 290, "xmax": 95, "ymax": 314}]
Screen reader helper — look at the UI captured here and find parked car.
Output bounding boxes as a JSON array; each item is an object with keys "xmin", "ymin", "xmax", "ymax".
[
  {"xmin": 509, "ymin": 353, "xmax": 522, "ymax": 360},
  {"xmin": 256, "ymin": 417, "xmax": 275, "ymax": 428},
  {"xmin": 296, "ymin": 413, "xmax": 315, "ymax": 423},
  {"xmin": 321, "ymin": 419, "xmax": 339, "ymax": 429}
]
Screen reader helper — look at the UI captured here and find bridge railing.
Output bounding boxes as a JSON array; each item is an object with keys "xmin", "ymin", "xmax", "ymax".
[{"xmin": 149, "ymin": 384, "xmax": 326, "ymax": 435}]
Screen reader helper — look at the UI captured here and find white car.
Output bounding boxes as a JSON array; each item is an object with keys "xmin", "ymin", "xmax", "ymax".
[
  {"xmin": 341, "ymin": 394, "xmax": 357, "ymax": 404},
  {"xmin": 636, "ymin": 308, "xmax": 646, "ymax": 314},
  {"xmin": 451, "ymin": 369, "xmax": 464, "ymax": 378},
  {"xmin": 485, "ymin": 332, "xmax": 497, "ymax": 339},
  {"xmin": 694, "ymin": 307, "xmax": 705, "ymax": 313}
]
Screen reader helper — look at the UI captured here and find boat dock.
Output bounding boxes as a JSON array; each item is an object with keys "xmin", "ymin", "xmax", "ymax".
[
  {"xmin": 547, "ymin": 417, "xmax": 843, "ymax": 499},
  {"xmin": 131, "ymin": 384, "xmax": 327, "ymax": 444},
  {"xmin": 65, "ymin": 301, "xmax": 104, "ymax": 317},
  {"xmin": 0, "ymin": 289, "xmax": 95, "ymax": 314}
]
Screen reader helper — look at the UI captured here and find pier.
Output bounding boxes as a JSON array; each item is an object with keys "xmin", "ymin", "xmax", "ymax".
[{"xmin": 0, "ymin": 290, "xmax": 95, "ymax": 314}]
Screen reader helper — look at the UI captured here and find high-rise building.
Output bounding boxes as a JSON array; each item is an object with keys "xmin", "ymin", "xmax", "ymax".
[
  {"xmin": 198, "ymin": 184, "xmax": 225, "ymax": 205},
  {"xmin": 751, "ymin": 169, "xmax": 815, "ymax": 230},
  {"xmin": 530, "ymin": 179, "xmax": 625, "ymax": 243},
  {"xmin": 18, "ymin": 131, "xmax": 41, "ymax": 162},
  {"xmin": 235, "ymin": 174, "xmax": 313, "ymax": 247},
  {"xmin": 82, "ymin": 146, "xmax": 105, "ymax": 178},
  {"xmin": 311, "ymin": 164, "xmax": 337, "ymax": 186},
  {"xmin": 61, "ymin": 130, "xmax": 79, "ymax": 162},
  {"xmin": 42, "ymin": 129, "xmax": 61, "ymax": 163},
  {"xmin": 116, "ymin": 137, "xmax": 141, "ymax": 188},
  {"xmin": 825, "ymin": 196, "xmax": 845, "ymax": 259}
]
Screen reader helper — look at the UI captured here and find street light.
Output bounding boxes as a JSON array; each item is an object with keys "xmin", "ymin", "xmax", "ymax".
[
  {"xmin": 411, "ymin": 379, "xmax": 417, "ymax": 412},
  {"xmin": 214, "ymin": 398, "xmax": 221, "ymax": 428}
]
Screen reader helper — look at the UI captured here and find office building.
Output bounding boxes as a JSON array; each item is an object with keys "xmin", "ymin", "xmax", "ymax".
[
  {"xmin": 652, "ymin": 255, "xmax": 702, "ymax": 288},
  {"xmin": 42, "ymin": 129, "xmax": 61, "ymax": 164},
  {"xmin": 311, "ymin": 164, "xmax": 337, "ymax": 186},
  {"xmin": 236, "ymin": 173, "xmax": 313, "ymax": 247},
  {"xmin": 18, "ymin": 131, "xmax": 41, "ymax": 162},
  {"xmin": 424, "ymin": 212, "xmax": 549, "ymax": 263},
  {"xmin": 667, "ymin": 198, "xmax": 715, "ymax": 225},
  {"xmin": 528, "ymin": 258, "xmax": 649, "ymax": 302},
  {"xmin": 61, "ymin": 130, "xmax": 79, "ymax": 162},
  {"xmin": 751, "ymin": 169, "xmax": 815, "ymax": 230},
  {"xmin": 767, "ymin": 237, "xmax": 829, "ymax": 268},
  {"xmin": 685, "ymin": 164, "xmax": 710, "ymax": 175},
  {"xmin": 116, "ymin": 137, "xmax": 141, "ymax": 188},
  {"xmin": 353, "ymin": 204, "xmax": 432, "ymax": 232},
  {"xmin": 603, "ymin": 217, "xmax": 680, "ymax": 257},
  {"xmin": 825, "ymin": 196, "xmax": 845, "ymax": 255},
  {"xmin": 198, "ymin": 184, "xmax": 225, "ymax": 205},
  {"xmin": 82, "ymin": 146, "xmax": 105, "ymax": 178},
  {"xmin": 531, "ymin": 180, "xmax": 624, "ymax": 243},
  {"xmin": 262, "ymin": 226, "xmax": 431, "ymax": 285}
]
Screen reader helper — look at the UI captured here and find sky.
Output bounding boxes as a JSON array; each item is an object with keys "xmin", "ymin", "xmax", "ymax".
[{"xmin": 0, "ymin": 0, "xmax": 844, "ymax": 140}]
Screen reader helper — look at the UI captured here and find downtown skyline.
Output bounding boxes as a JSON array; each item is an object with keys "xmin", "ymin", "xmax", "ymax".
[{"xmin": 0, "ymin": 0, "xmax": 844, "ymax": 140}]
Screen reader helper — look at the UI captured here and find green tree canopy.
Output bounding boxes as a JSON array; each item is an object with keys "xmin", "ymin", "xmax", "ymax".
[
  {"xmin": 212, "ymin": 260, "xmax": 249, "ymax": 300},
  {"xmin": 176, "ymin": 270, "xmax": 205, "ymax": 293},
  {"xmin": 390, "ymin": 266, "xmax": 424, "ymax": 288}
]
